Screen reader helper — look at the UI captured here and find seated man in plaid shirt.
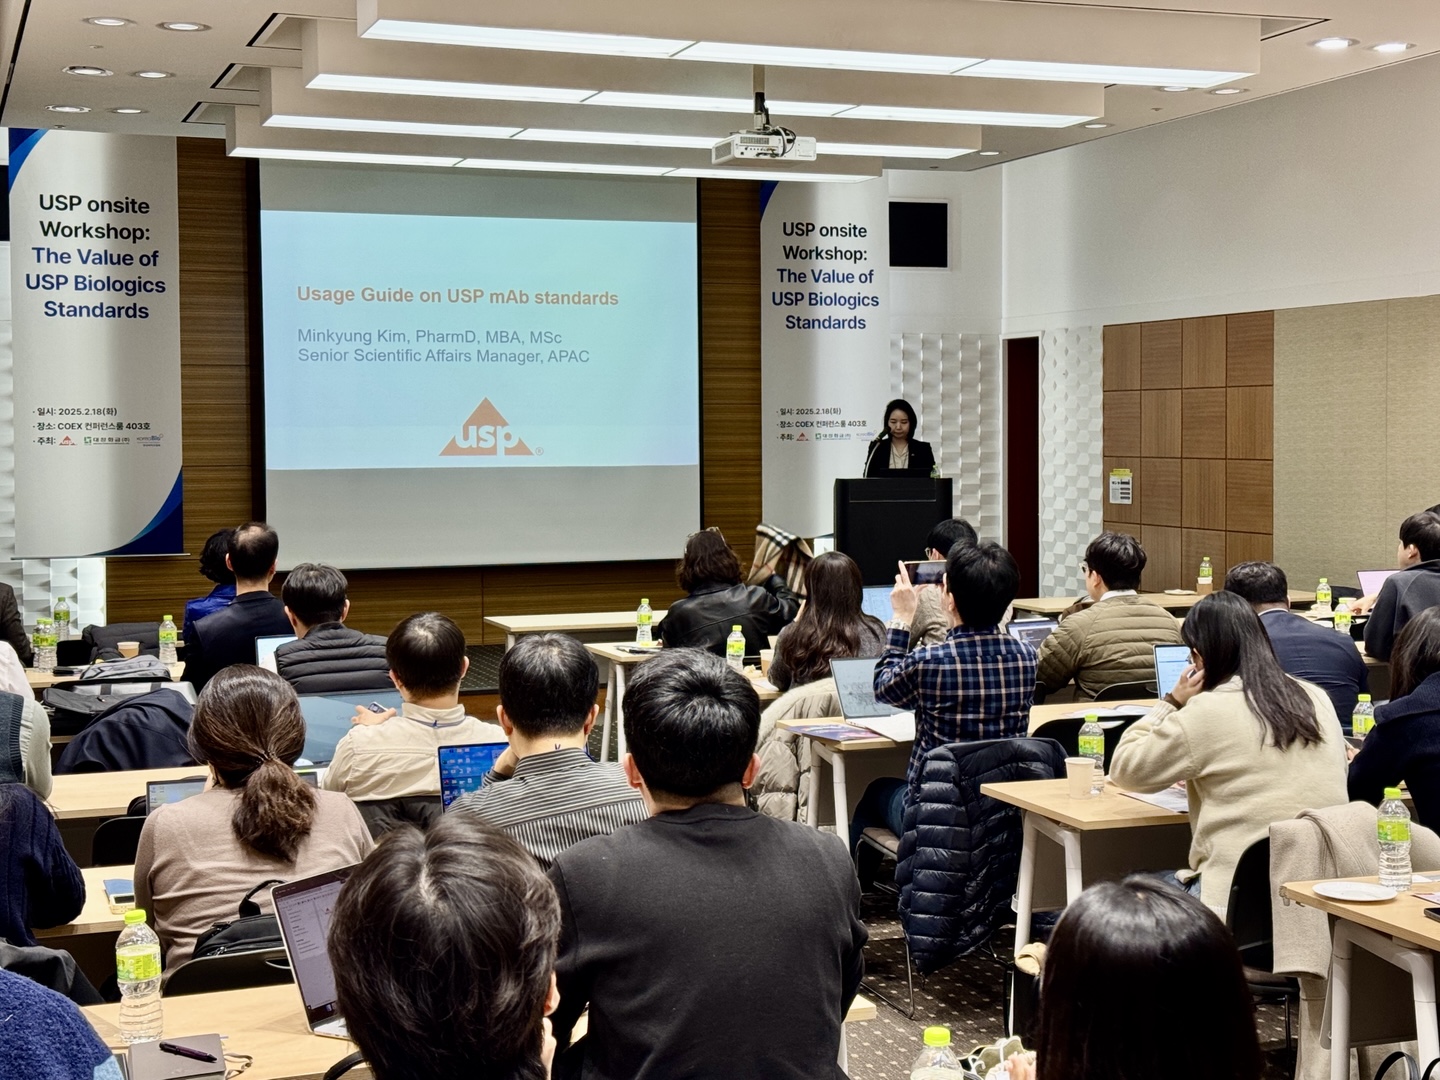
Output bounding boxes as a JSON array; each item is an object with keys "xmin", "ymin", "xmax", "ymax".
[{"xmin": 848, "ymin": 540, "xmax": 1038, "ymax": 855}]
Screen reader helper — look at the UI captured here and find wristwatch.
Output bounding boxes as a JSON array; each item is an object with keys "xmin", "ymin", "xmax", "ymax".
[{"xmin": 888, "ymin": 618, "xmax": 911, "ymax": 633}]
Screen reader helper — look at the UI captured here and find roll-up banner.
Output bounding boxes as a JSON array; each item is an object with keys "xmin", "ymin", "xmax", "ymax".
[
  {"xmin": 9, "ymin": 129, "xmax": 182, "ymax": 557},
  {"xmin": 759, "ymin": 179, "xmax": 890, "ymax": 538}
]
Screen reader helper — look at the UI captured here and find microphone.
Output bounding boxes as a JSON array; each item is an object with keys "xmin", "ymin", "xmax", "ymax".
[{"xmin": 863, "ymin": 435, "xmax": 886, "ymax": 477}]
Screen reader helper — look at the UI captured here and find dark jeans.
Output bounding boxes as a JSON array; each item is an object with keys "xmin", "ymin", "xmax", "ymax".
[{"xmin": 848, "ymin": 777, "xmax": 907, "ymax": 853}]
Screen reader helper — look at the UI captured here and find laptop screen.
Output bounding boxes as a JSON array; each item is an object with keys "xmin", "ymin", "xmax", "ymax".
[
  {"xmin": 1153, "ymin": 644, "xmax": 1192, "ymax": 699},
  {"xmin": 1358, "ymin": 569, "xmax": 1398, "ymax": 598},
  {"xmin": 1008, "ymin": 619, "xmax": 1058, "ymax": 648},
  {"xmin": 145, "ymin": 778, "xmax": 206, "ymax": 815},
  {"xmin": 829, "ymin": 658, "xmax": 906, "ymax": 720},
  {"xmin": 273, "ymin": 866, "xmax": 355, "ymax": 1028},
  {"xmin": 438, "ymin": 743, "xmax": 508, "ymax": 809},
  {"xmin": 297, "ymin": 691, "xmax": 404, "ymax": 764},
  {"xmin": 255, "ymin": 634, "xmax": 298, "ymax": 673},
  {"xmin": 860, "ymin": 586, "xmax": 893, "ymax": 624}
]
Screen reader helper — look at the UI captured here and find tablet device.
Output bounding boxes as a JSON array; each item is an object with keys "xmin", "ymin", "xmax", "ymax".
[
  {"xmin": 1153, "ymin": 644, "xmax": 1192, "ymax": 699},
  {"xmin": 860, "ymin": 585, "xmax": 893, "ymax": 624},
  {"xmin": 438, "ymin": 742, "xmax": 508, "ymax": 809},
  {"xmin": 1008, "ymin": 619, "xmax": 1058, "ymax": 647}
]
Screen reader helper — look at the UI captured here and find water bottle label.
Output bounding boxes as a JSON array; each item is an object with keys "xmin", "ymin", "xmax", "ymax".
[
  {"xmin": 1379, "ymin": 820, "xmax": 1411, "ymax": 844},
  {"xmin": 116, "ymin": 945, "xmax": 161, "ymax": 981},
  {"xmin": 636, "ymin": 613, "xmax": 651, "ymax": 625},
  {"xmin": 1078, "ymin": 735, "xmax": 1103, "ymax": 757}
]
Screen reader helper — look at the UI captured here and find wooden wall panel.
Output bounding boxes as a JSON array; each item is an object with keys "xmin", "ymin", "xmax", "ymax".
[
  {"xmin": 1182, "ymin": 459, "xmax": 1227, "ymax": 530},
  {"xmin": 1227, "ymin": 459, "xmax": 1274, "ymax": 535},
  {"xmin": 1139, "ymin": 389, "xmax": 1181, "ymax": 457},
  {"xmin": 1226, "ymin": 531, "xmax": 1274, "ymax": 570},
  {"xmin": 1102, "ymin": 324, "xmax": 1142, "ymax": 391},
  {"xmin": 1182, "ymin": 529, "xmax": 1226, "ymax": 587},
  {"xmin": 1180, "ymin": 388, "xmax": 1226, "ymax": 459},
  {"xmin": 1103, "ymin": 392, "xmax": 1141, "ymax": 458},
  {"xmin": 1140, "ymin": 524, "xmax": 1182, "ymax": 592},
  {"xmin": 1138, "ymin": 457, "xmax": 1181, "ymax": 527},
  {"xmin": 1140, "ymin": 320, "xmax": 1182, "ymax": 389},
  {"xmin": 1227, "ymin": 386, "xmax": 1273, "ymax": 459},
  {"xmin": 1182, "ymin": 316, "xmax": 1226, "ymax": 387},
  {"xmin": 1226, "ymin": 311, "xmax": 1274, "ymax": 385}
]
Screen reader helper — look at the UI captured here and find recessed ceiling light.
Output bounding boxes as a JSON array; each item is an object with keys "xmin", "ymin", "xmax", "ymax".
[
  {"xmin": 65, "ymin": 65, "xmax": 112, "ymax": 76},
  {"xmin": 83, "ymin": 17, "xmax": 130, "ymax": 27},
  {"xmin": 159, "ymin": 22, "xmax": 209, "ymax": 31},
  {"xmin": 47, "ymin": 104, "xmax": 91, "ymax": 113},
  {"xmin": 1083, "ymin": 122, "xmax": 1111, "ymax": 129},
  {"xmin": 457, "ymin": 158, "xmax": 676, "ymax": 176},
  {"xmin": 1312, "ymin": 37, "xmax": 1358, "ymax": 50},
  {"xmin": 1209, "ymin": 87, "xmax": 1248, "ymax": 95},
  {"xmin": 110, "ymin": 106, "xmax": 146, "ymax": 114},
  {"xmin": 977, "ymin": 150, "xmax": 1001, "ymax": 156},
  {"xmin": 230, "ymin": 147, "xmax": 464, "ymax": 168},
  {"xmin": 1160, "ymin": 85, "xmax": 1191, "ymax": 92},
  {"xmin": 132, "ymin": 70, "xmax": 173, "ymax": 79},
  {"xmin": 1370, "ymin": 42, "xmax": 1415, "ymax": 54}
]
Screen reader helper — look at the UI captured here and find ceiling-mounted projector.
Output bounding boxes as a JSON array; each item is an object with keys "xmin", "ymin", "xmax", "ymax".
[{"xmin": 712, "ymin": 132, "xmax": 818, "ymax": 165}]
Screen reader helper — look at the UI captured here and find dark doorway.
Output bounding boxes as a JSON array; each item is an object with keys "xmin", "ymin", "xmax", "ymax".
[{"xmin": 1005, "ymin": 338, "xmax": 1041, "ymax": 598}]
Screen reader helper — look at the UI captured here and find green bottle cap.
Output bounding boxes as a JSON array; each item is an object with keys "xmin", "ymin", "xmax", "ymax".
[
  {"xmin": 640, "ymin": 599, "xmax": 649, "ymax": 605},
  {"xmin": 1359, "ymin": 694, "xmax": 1372, "ymax": 702},
  {"xmin": 1385, "ymin": 787, "xmax": 1404, "ymax": 800},
  {"xmin": 732, "ymin": 625, "xmax": 742, "ymax": 632},
  {"xmin": 124, "ymin": 909, "xmax": 147, "ymax": 924},
  {"xmin": 1084, "ymin": 713, "xmax": 1098, "ymax": 722},
  {"xmin": 1319, "ymin": 578, "xmax": 1329, "ymax": 584},
  {"xmin": 923, "ymin": 1026, "xmax": 952, "ymax": 1048},
  {"xmin": 162, "ymin": 614, "xmax": 172, "ymax": 621}
]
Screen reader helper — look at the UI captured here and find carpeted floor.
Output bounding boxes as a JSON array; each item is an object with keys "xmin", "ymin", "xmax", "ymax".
[{"xmin": 461, "ymin": 644, "xmax": 505, "ymax": 694}]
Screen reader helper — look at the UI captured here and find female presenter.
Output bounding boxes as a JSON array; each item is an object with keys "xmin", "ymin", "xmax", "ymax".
[{"xmin": 862, "ymin": 398, "xmax": 936, "ymax": 478}]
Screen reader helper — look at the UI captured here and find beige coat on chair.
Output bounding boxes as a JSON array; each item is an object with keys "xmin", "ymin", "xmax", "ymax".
[{"xmin": 752, "ymin": 678, "xmax": 842, "ymax": 822}]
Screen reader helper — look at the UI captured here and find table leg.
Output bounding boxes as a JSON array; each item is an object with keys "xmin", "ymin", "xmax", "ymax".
[
  {"xmin": 831, "ymin": 753, "xmax": 849, "ymax": 838},
  {"xmin": 506, "ymin": 632, "xmax": 516, "ymax": 652},
  {"xmin": 838, "ymin": 1026, "xmax": 848, "ymax": 1072},
  {"xmin": 1061, "ymin": 829, "xmax": 1084, "ymax": 903},
  {"xmin": 1413, "ymin": 953, "xmax": 1440, "ymax": 1068},
  {"xmin": 1013, "ymin": 813, "xmax": 1038, "ymax": 954},
  {"xmin": 600, "ymin": 663, "xmax": 618, "ymax": 762},
  {"xmin": 615, "ymin": 664, "xmax": 629, "ymax": 758},
  {"xmin": 807, "ymin": 744, "xmax": 830, "ymax": 829}
]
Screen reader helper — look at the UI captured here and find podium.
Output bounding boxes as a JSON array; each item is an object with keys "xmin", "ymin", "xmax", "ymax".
[{"xmin": 834, "ymin": 478, "xmax": 954, "ymax": 586}]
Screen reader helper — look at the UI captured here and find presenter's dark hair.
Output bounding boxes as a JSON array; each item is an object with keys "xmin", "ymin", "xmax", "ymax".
[
  {"xmin": 1400, "ymin": 512, "xmax": 1440, "ymax": 562},
  {"xmin": 229, "ymin": 521, "xmax": 279, "ymax": 581},
  {"xmin": 775, "ymin": 552, "xmax": 883, "ymax": 687},
  {"xmin": 1390, "ymin": 607, "xmax": 1440, "ymax": 700},
  {"xmin": 198, "ymin": 529, "xmax": 235, "ymax": 585},
  {"xmin": 329, "ymin": 815, "xmax": 559, "ymax": 1080},
  {"xmin": 499, "ymin": 633, "xmax": 599, "ymax": 737},
  {"xmin": 880, "ymin": 397, "xmax": 918, "ymax": 438},
  {"xmin": 281, "ymin": 563, "xmax": 348, "ymax": 626},
  {"xmin": 1034, "ymin": 876, "xmax": 1261, "ymax": 1080},
  {"xmin": 926, "ymin": 518, "xmax": 978, "ymax": 559},
  {"xmin": 1083, "ymin": 531, "xmax": 1147, "ymax": 591},
  {"xmin": 189, "ymin": 666, "xmax": 315, "ymax": 861},
  {"xmin": 677, "ymin": 528, "xmax": 743, "ymax": 592},
  {"xmin": 387, "ymin": 612, "xmax": 467, "ymax": 696},
  {"xmin": 623, "ymin": 648, "xmax": 760, "ymax": 799},
  {"xmin": 1182, "ymin": 591, "xmax": 1320, "ymax": 750},
  {"xmin": 946, "ymin": 541, "xmax": 1019, "ymax": 628},
  {"xmin": 1223, "ymin": 561, "xmax": 1289, "ymax": 608}
]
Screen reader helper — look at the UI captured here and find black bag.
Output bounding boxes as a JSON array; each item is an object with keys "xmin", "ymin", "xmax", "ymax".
[
  {"xmin": 191, "ymin": 879, "xmax": 286, "ymax": 959},
  {"xmin": 1373, "ymin": 1051, "xmax": 1440, "ymax": 1080}
]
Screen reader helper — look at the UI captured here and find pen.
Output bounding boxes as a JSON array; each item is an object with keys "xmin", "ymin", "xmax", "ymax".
[{"xmin": 158, "ymin": 1042, "xmax": 218, "ymax": 1063}]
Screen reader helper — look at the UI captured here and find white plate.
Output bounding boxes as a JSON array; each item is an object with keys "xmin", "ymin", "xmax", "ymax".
[{"xmin": 1313, "ymin": 880, "xmax": 1398, "ymax": 902}]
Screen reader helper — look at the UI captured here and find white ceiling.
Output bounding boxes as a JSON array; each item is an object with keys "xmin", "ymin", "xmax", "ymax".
[{"xmin": 2, "ymin": 0, "xmax": 1439, "ymax": 173}]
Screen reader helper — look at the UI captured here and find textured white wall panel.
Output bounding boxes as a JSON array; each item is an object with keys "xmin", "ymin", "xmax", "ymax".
[{"xmin": 1038, "ymin": 327, "xmax": 1104, "ymax": 594}]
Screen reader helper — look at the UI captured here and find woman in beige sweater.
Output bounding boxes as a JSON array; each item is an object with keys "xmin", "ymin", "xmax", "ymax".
[
  {"xmin": 135, "ymin": 666, "xmax": 373, "ymax": 970},
  {"xmin": 1110, "ymin": 591, "xmax": 1348, "ymax": 917}
]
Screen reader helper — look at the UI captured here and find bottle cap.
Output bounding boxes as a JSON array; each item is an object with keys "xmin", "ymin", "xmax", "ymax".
[
  {"xmin": 640, "ymin": 599, "xmax": 649, "ymax": 605},
  {"xmin": 1084, "ymin": 713, "xmax": 1099, "ymax": 722},
  {"xmin": 1385, "ymin": 787, "xmax": 1404, "ymax": 800},
  {"xmin": 732, "ymin": 625, "xmax": 742, "ymax": 632},
  {"xmin": 124, "ymin": 909, "xmax": 147, "ymax": 925},
  {"xmin": 1359, "ymin": 694, "xmax": 1372, "ymax": 702},
  {"xmin": 162, "ymin": 614, "xmax": 172, "ymax": 621},
  {"xmin": 923, "ymin": 1027, "xmax": 951, "ymax": 1047},
  {"xmin": 1319, "ymin": 577, "xmax": 1329, "ymax": 583}
]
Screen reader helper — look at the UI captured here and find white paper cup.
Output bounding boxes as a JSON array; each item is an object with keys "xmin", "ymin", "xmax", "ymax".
[
  {"xmin": 1066, "ymin": 756, "xmax": 1096, "ymax": 799},
  {"xmin": 759, "ymin": 649, "xmax": 774, "ymax": 676},
  {"xmin": 117, "ymin": 641, "xmax": 140, "ymax": 658}
]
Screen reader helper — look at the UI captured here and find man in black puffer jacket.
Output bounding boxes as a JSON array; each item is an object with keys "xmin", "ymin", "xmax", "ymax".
[{"xmin": 274, "ymin": 563, "xmax": 392, "ymax": 695}]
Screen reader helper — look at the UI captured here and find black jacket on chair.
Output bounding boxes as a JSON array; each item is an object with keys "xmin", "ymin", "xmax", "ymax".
[
  {"xmin": 55, "ymin": 689, "xmax": 197, "ymax": 774},
  {"xmin": 274, "ymin": 623, "xmax": 391, "ymax": 695},
  {"xmin": 862, "ymin": 437, "xmax": 936, "ymax": 478},
  {"xmin": 895, "ymin": 737, "xmax": 1066, "ymax": 974},
  {"xmin": 655, "ymin": 576, "xmax": 801, "ymax": 658}
]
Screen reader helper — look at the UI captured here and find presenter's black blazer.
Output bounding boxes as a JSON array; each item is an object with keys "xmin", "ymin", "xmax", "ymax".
[{"xmin": 862, "ymin": 437, "xmax": 935, "ymax": 478}]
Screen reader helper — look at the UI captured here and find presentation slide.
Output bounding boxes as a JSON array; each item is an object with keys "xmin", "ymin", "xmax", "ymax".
[{"xmin": 259, "ymin": 163, "xmax": 700, "ymax": 569}]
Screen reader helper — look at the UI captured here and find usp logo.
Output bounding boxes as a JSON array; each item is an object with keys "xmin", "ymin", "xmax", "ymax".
[{"xmin": 441, "ymin": 398, "xmax": 534, "ymax": 457}]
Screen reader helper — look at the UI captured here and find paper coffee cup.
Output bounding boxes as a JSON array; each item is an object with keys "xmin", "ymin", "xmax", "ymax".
[
  {"xmin": 1065, "ymin": 756, "xmax": 1096, "ymax": 799},
  {"xmin": 117, "ymin": 641, "xmax": 140, "ymax": 658},
  {"xmin": 759, "ymin": 649, "xmax": 774, "ymax": 676}
]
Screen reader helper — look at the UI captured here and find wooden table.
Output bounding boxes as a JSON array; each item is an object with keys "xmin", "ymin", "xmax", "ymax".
[
  {"xmin": 1012, "ymin": 590, "xmax": 1316, "ymax": 616},
  {"xmin": 36, "ymin": 865, "xmax": 133, "ymax": 942},
  {"xmin": 485, "ymin": 610, "xmax": 669, "ymax": 651},
  {"xmin": 983, "ymin": 777, "xmax": 1192, "ymax": 952},
  {"xmin": 48, "ymin": 764, "xmax": 205, "ymax": 821},
  {"xmin": 1282, "ymin": 876, "xmax": 1440, "ymax": 1079},
  {"xmin": 1026, "ymin": 699, "xmax": 1156, "ymax": 734},
  {"xmin": 27, "ymin": 662, "xmax": 186, "ymax": 691}
]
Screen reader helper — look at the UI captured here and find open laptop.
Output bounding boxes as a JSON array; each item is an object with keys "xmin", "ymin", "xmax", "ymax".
[
  {"xmin": 273, "ymin": 866, "xmax": 356, "ymax": 1040},
  {"xmin": 829, "ymin": 657, "xmax": 916, "ymax": 741},
  {"xmin": 145, "ymin": 777, "xmax": 207, "ymax": 815},
  {"xmin": 438, "ymin": 742, "xmax": 509, "ymax": 809},
  {"xmin": 1358, "ymin": 569, "xmax": 1399, "ymax": 597},
  {"xmin": 296, "ymin": 690, "xmax": 404, "ymax": 764},
  {"xmin": 860, "ymin": 585, "xmax": 893, "ymax": 624},
  {"xmin": 1153, "ymin": 644, "xmax": 1192, "ymax": 699},
  {"xmin": 1008, "ymin": 618, "xmax": 1058, "ymax": 648},
  {"xmin": 255, "ymin": 634, "xmax": 298, "ymax": 673}
]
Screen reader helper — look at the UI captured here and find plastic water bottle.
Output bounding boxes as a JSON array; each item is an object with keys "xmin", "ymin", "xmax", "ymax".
[
  {"xmin": 53, "ymin": 596, "xmax": 70, "ymax": 639},
  {"xmin": 635, "ymin": 598, "xmax": 653, "ymax": 646},
  {"xmin": 1378, "ymin": 788, "xmax": 1412, "ymax": 892},
  {"xmin": 1352, "ymin": 694, "xmax": 1374, "ymax": 738},
  {"xmin": 158, "ymin": 614, "xmax": 178, "ymax": 664},
  {"xmin": 1079, "ymin": 713, "xmax": 1106, "ymax": 795},
  {"xmin": 32, "ymin": 618, "xmax": 56, "ymax": 673},
  {"xmin": 726, "ymin": 625, "xmax": 745, "ymax": 671},
  {"xmin": 911, "ymin": 1026, "xmax": 964, "ymax": 1078},
  {"xmin": 1316, "ymin": 577, "xmax": 1332, "ymax": 612},
  {"xmin": 1197, "ymin": 556, "xmax": 1213, "ymax": 592},
  {"xmin": 116, "ymin": 909, "xmax": 163, "ymax": 1042},
  {"xmin": 1333, "ymin": 600, "xmax": 1353, "ymax": 636}
]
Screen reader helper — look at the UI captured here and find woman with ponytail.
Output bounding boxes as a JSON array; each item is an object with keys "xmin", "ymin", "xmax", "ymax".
[{"xmin": 135, "ymin": 666, "xmax": 372, "ymax": 969}]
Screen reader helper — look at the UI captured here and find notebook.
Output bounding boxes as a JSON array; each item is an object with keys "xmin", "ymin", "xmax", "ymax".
[
  {"xmin": 273, "ymin": 866, "xmax": 356, "ymax": 1040},
  {"xmin": 254, "ymin": 634, "xmax": 297, "ymax": 673},
  {"xmin": 126, "ymin": 1034, "xmax": 225, "ymax": 1080},
  {"xmin": 1358, "ymin": 569, "xmax": 1399, "ymax": 597},
  {"xmin": 829, "ymin": 657, "xmax": 916, "ymax": 742},
  {"xmin": 437, "ymin": 742, "xmax": 509, "ymax": 809},
  {"xmin": 1153, "ymin": 644, "xmax": 1192, "ymax": 699}
]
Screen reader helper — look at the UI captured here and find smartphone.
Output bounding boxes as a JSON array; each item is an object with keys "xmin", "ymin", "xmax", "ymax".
[
  {"xmin": 1424, "ymin": 907, "xmax": 1440, "ymax": 924},
  {"xmin": 104, "ymin": 878, "xmax": 135, "ymax": 914},
  {"xmin": 902, "ymin": 560, "xmax": 946, "ymax": 587},
  {"xmin": 366, "ymin": 701, "xmax": 389, "ymax": 713}
]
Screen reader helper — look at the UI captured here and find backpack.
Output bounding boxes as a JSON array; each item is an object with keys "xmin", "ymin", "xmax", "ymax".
[{"xmin": 191, "ymin": 879, "xmax": 286, "ymax": 959}]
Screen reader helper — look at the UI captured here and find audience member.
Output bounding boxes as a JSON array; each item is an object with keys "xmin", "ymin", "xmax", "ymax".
[
  {"xmin": 323, "ymin": 613, "xmax": 504, "ymax": 802},
  {"xmin": 1224, "ymin": 560, "xmax": 1369, "ymax": 727},
  {"xmin": 1350, "ymin": 607, "xmax": 1440, "ymax": 827},
  {"xmin": 135, "ymin": 666, "xmax": 372, "ymax": 969},
  {"xmin": 849, "ymin": 541, "xmax": 1036, "ymax": 848},
  {"xmin": 0, "ymin": 580, "xmax": 33, "ymax": 668},
  {"xmin": 549, "ymin": 649, "xmax": 866, "ymax": 1079},
  {"xmin": 274, "ymin": 563, "xmax": 390, "ymax": 693},
  {"xmin": 1004, "ymin": 877, "xmax": 1262, "ymax": 1080},
  {"xmin": 0, "ymin": 968, "xmax": 122, "ymax": 1080},
  {"xmin": 0, "ymin": 668, "xmax": 53, "ymax": 797},
  {"xmin": 768, "ymin": 552, "xmax": 886, "ymax": 692},
  {"xmin": 655, "ymin": 529, "xmax": 800, "ymax": 657},
  {"xmin": 183, "ymin": 528, "xmax": 236, "ymax": 629},
  {"xmin": 1363, "ymin": 511, "xmax": 1440, "ymax": 661},
  {"xmin": 907, "ymin": 517, "xmax": 979, "ymax": 647},
  {"xmin": 0, "ymin": 783, "xmax": 84, "ymax": 947},
  {"xmin": 450, "ymin": 634, "xmax": 645, "ymax": 868},
  {"xmin": 329, "ymin": 816, "xmax": 561, "ymax": 1080},
  {"xmin": 1347, "ymin": 501, "xmax": 1440, "ymax": 616},
  {"xmin": 1035, "ymin": 531, "xmax": 1182, "ymax": 699},
  {"xmin": 1110, "ymin": 591, "xmax": 1347, "ymax": 916},
  {"xmin": 182, "ymin": 522, "xmax": 291, "ymax": 690}
]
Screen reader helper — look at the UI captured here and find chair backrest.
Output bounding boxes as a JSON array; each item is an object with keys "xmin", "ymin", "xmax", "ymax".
[
  {"xmin": 356, "ymin": 795, "xmax": 443, "ymax": 840},
  {"xmin": 1226, "ymin": 836, "xmax": 1275, "ymax": 971},
  {"xmin": 1093, "ymin": 680, "xmax": 1158, "ymax": 702},
  {"xmin": 163, "ymin": 948, "xmax": 293, "ymax": 997},
  {"xmin": 91, "ymin": 816, "xmax": 146, "ymax": 866},
  {"xmin": 1030, "ymin": 715, "xmax": 1141, "ymax": 771}
]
